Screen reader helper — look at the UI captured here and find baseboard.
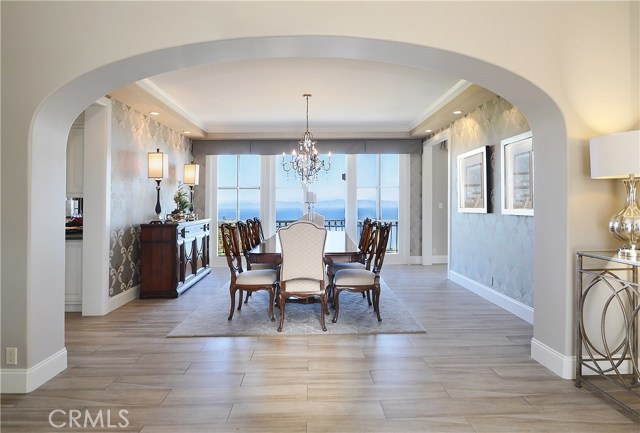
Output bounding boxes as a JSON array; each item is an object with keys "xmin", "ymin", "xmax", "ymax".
[
  {"xmin": 0, "ymin": 348, "xmax": 67, "ymax": 393},
  {"xmin": 531, "ymin": 338, "xmax": 574, "ymax": 380},
  {"xmin": 431, "ymin": 255, "xmax": 447, "ymax": 264},
  {"xmin": 449, "ymin": 270, "xmax": 534, "ymax": 324},
  {"xmin": 408, "ymin": 256, "xmax": 422, "ymax": 265},
  {"xmin": 108, "ymin": 285, "xmax": 140, "ymax": 312}
]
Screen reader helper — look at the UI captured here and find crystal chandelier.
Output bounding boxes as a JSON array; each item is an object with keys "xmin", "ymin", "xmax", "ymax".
[{"xmin": 281, "ymin": 94, "xmax": 331, "ymax": 185}]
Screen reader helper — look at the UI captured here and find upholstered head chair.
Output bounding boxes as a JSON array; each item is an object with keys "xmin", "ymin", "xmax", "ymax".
[
  {"xmin": 277, "ymin": 221, "xmax": 328, "ymax": 331},
  {"xmin": 298, "ymin": 213, "xmax": 325, "ymax": 227}
]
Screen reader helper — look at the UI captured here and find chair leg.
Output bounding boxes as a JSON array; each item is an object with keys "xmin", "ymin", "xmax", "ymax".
[
  {"xmin": 373, "ymin": 285, "xmax": 382, "ymax": 322},
  {"xmin": 320, "ymin": 294, "xmax": 327, "ymax": 331},
  {"xmin": 277, "ymin": 295, "xmax": 286, "ymax": 332},
  {"xmin": 366, "ymin": 289, "xmax": 372, "ymax": 306},
  {"xmin": 268, "ymin": 288, "xmax": 275, "ymax": 322},
  {"xmin": 332, "ymin": 288, "xmax": 341, "ymax": 323},
  {"xmin": 228, "ymin": 286, "xmax": 236, "ymax": 321},
  {"xmin": 237, "ymin": 290, "xmax": 243, "ymax": 311},
  {"xmin": 244, "ymin": 291, "xmax": 251, "ymax": 304}
]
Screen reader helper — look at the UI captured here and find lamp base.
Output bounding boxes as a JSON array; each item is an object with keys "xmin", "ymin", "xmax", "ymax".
[{"xmin": 609, "ymin": 177, "xmax": 640, "ymax": 256}]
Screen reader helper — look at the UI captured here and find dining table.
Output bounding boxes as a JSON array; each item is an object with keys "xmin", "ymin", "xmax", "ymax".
[{"xmin": 248, "ymin": 230, "xmax": 359, "ymax": 264}]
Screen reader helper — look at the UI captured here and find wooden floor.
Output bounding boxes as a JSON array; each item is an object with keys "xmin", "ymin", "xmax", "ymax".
[{"xmin": 2, "ymin": 265, "xmax": 638, "ymax": 432}]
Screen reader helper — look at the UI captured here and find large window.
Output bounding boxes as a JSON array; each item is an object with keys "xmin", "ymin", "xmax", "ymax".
[
  {"xmin": 357, "ymin": 154, "xmax": 399, "ymax": 251},
  {"xmin": 217, "ymin": 155, "xmax": 261, "ymax": 222},
  {"xmin": 275, "ymin": 154, "xmax": 346, "ymax": 229}
]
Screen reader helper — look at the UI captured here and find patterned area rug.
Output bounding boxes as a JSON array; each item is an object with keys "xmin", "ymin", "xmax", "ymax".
[{"xmin": 167, "ymin": 279, "xmax": 425, "ymax": 337}]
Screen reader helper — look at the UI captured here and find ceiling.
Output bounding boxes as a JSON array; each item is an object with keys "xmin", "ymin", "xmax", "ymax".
[{"xmin": 108, "ymin": 57, "xmax": 496, "ymax": 140}]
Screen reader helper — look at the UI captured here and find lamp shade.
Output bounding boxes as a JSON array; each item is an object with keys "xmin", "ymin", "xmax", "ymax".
[
  {"xmin": 590, "ymin": 130, "xmax": 640, "ymax": 179},
  {"xmin": 183, "ymin": 163, "xmax": 200, "ymax": 186},
  {"xmin": 148, "ymin": 148, "xmax": 168, "ymax": 180},
  {"xmin": 305, "ymin": 191, "xmax": 317, "ymax": 203}
]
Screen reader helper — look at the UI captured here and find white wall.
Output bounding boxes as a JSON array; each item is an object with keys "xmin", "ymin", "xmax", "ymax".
[{"xmin": 1, "ymin": 1, "xmax": 638, "ymax": 391}]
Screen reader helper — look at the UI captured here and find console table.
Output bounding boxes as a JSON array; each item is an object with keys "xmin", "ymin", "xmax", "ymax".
[
  {"xmin": 140, "ymin": 219, "xmax": 211, "ymax": 298},
  {"xmin": 575, "ymin": 251, "xmax": 640, "ymax": 420}
]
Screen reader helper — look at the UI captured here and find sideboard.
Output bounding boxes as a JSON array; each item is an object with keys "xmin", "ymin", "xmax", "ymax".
[{"xmin": 140, "ymin": 218, "xmax": 211, "ymax": 298}]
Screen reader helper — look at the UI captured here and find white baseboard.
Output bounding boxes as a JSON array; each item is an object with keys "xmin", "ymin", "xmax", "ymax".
[
  {"xmin": 449, "ymin": 270, "xmax": 534, "ymax": 324},
  {"xmin": 108, "ymin": 285, "xmax": 140, "ymax": 312},
  {"xmin": 531, "ymin": 338, "xmax": 574, "ymax": 380},
  {"xmin": 0, "ymin": 348, "xmax": 67, "ymax": 393},
  {"xmin": 408, "ymin": 255, "xmax": 422, "ymax": 265},
  {"xmin": 431, "ymin": 255, "xmax": 447, "ymax": 264}
]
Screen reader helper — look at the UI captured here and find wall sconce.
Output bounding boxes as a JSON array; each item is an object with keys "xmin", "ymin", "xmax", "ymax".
[
  {"xmin": 148, "ymin": 148, "xmax": 168, "ymax": 222},
  {"xmin": 183, "ymin": 162, "xmax": 200, "ymax": 213},
  {"xmin": 590, "ymin": 130, "xmax": 640, "ymax": 257}
]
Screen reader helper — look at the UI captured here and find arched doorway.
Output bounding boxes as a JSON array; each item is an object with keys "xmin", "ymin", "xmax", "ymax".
[{"xmin": 17, "ymin": 36, "xmax": 567, "ymax": 391}]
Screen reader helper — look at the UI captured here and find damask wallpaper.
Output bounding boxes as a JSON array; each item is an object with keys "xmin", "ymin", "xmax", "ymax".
[
  {"xmin": 109, "ymin": 100, "xmax": 193, "ymax": 297},
  {"xmin": 449, "ymin": 96, "xmax": 534, "ymax": 307},
  {"xmin": 409, "ymin": 153, "xmax": 422, "ymax": 257}
]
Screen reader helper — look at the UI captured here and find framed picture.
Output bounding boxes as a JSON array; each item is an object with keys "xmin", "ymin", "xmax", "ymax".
[
  {"xmin": 457, "ymin": 146, "xmax": 488, "ymax": 213},
  {"xmin": 501, "ymin": 131, "xmax": 533, "ymax": 216}
]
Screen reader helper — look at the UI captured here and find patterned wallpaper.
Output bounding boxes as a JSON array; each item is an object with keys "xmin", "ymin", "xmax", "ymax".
[
  {"xmin": 449, "ymin": 96, "xmax": 534, "ymax": 307},
  {"xmin": 109, "ymin": 100, "xmax": 193, "ymax": 297}
]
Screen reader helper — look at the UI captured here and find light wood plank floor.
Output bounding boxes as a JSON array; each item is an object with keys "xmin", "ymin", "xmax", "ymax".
[{"xmin": 2, "ymin": 265, "xmax": 638, "ymax": 432}]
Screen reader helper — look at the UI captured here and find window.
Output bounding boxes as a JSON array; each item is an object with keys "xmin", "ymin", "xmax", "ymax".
[
  {"xmin": 357, "ymin": 154, "xmax": 399, "ymax": 252},
  {"xmin": 217, "ymin": 155, "xmax": 261, "ymax": 222},
  {"xmin": 275, "ymin": 154, "xmax": 346, "ymax": 230}
]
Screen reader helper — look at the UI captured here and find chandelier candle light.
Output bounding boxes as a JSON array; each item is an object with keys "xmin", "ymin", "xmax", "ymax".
[
  {"xmin": 281, "ymin": 94, "xmax": 331, "ymax": 185},
  {"xmin": 590, "ymin": 130, "xmax": 640, "ymax": 257}
]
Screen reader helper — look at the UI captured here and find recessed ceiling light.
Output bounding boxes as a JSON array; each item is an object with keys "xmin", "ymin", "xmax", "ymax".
[
  {"xmin": 149, "ymin": 111, "xmax": 160, "ymax": 116},
  {"xmin": 453, "ymin": 110, "xmax": 463, "ymax": 115},
  {"xmin": 182, "ymin": 131, "xmax": 191, "ymax": 134},
  {"xmin": 425, "ymin": 129, "xmax": 432, "ymax": 133}
]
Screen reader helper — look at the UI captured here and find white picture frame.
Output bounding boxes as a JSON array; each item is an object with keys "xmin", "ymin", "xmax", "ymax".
[
  {"xmin": 457, "ymin": 146, "xmax": 488, "ymax": 213},
  {"xmin": 501, "ymin": 131, "xmax": 533, "ymax": 216}
]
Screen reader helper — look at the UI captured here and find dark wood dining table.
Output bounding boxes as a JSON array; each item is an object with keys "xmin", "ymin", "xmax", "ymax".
[{"xmin": 248, "ymin": 230, "xmax": 359, "ymax": 264}]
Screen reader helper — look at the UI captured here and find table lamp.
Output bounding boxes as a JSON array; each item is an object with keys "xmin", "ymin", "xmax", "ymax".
[
  {"xmin": 148, "ymin": 148, "xmax": 168, "ymax": 223},
  {"xmin": 183, "ymin": 162, "xmax": 200, "ymax": 213},
  {"xmin": 590, "ymin": 130, "xmax": 640, "ymax": 257}
]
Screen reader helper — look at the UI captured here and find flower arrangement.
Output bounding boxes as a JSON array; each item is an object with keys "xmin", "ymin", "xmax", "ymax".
[{"xmin": 172, "ymin": 182, "xmax": 191, "ymax": 214}]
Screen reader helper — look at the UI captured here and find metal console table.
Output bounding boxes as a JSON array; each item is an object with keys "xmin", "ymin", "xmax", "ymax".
[{"xmin": 575, "ymin": 251, "xmax": 640, "ymax": 420}]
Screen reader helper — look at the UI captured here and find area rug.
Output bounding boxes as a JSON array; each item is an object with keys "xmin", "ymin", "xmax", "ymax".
[{"xmin": 167, "ymin": 279, "xmax": 425, "ymax": 337}]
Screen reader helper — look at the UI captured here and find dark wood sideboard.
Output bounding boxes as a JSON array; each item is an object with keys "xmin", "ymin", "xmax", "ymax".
[{"xmin": 140, "ymin": 218, "xmax": 211, "ymax": 298}]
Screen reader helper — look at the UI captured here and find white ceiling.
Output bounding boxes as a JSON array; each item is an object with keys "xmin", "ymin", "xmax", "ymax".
[{"xmin": 110, "ymin": 57, "xmax": 497, "ymax": 140}]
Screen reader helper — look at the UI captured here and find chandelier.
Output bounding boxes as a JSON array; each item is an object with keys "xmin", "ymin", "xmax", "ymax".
[{"xmin": 281, "ymin": 94, "xmax": 331, "ymax": 185}]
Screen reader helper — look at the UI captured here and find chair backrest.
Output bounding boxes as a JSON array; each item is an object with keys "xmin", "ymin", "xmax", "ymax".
[
  {"xmin": 220, "ymin": 223, "xmax": 244, "ymax": 275},
  {"xmin": 252, "ymin": 217, "xmax": 265, "ymax": 243},
  {"xmin": 361, "ymin": 221, "xmax": 379, "ymax": 269},
  {"xmin": 299, "ymin": 213, "xmax": 325, "ymax": 227},
  {"xmin": 371, "ymin": 222, "xmax": 392, "ymax": 274},
  {"xmin": 236, "ymin": 221, "xmax": 252, "ymax": 256},
  {"xmin": 246, "ymin": 218, "xmax": 262, "ymax": 247},
  {"xmin": 278, "ymin": 221, "xmax": 327, "ymax": 282},
  {"xmin": 358, "ymin": 217, "xmax": 374, "ymax": 252}
]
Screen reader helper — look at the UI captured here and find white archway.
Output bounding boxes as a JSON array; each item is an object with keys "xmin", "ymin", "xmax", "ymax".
[{"xmin": 21, "ymin": 36, "xmax": 568, "ymax": 391}]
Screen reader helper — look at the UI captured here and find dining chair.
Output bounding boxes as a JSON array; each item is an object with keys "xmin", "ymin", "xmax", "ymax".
[
  {"xmin": 299, "ymin": 212, "xmax": 325, "ymax": 227},
  {"xmin": 236, "ymin": 220, "xmax": 275, "ymax": 303},
  {"xmin": 246, "ymin": 217, "xmax": 264, "ymax": 247},
  {"xmin": 220, "ymin": 223, "xmax": 277, "ymax": 322},
  {"xmin": 331, "ymin": 222, "xmax": 392, "ymax": 323},
  {"xmin": 277, "ymin": 221, "xmax": 328, "ymax": 332},
  {"xmin": 326, "ymin": 218, "xmax": 377, "ymax": 303}
]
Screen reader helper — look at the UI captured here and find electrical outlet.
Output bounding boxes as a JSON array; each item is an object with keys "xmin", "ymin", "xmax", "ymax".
[{"xmin": 6, "ymin": 347, "xmax": 17, "ymax": 365}]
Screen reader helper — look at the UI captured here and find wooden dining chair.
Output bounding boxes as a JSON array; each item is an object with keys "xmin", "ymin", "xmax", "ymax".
[
  {"xmin": 220, "ymin": 223, "xmax": 277, "ymax": 322},
  {"xmin": 237, "ymin": 220, "xmax": 276, "ymax": 304},
  {"xmin": 277, "ymin": 221, "xmax": 328, "ymax": 332},
  {"xmin": 331, "ymin": 222, "xmax": 392, "ymax": 323},
  {"xmin": 326, "ymin": 218, "xmax": 377, "ymax": 303},
  {"xmin": 246, "ymin": 217, "xmax": 264, "ymax": 247}
]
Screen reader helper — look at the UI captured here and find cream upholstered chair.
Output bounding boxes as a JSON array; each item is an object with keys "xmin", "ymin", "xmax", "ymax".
[
  {"xmin": 299, "ymin": 212, "xmax": 325, "ymax": 227},
  {"xmin": 277, "ymin": 221, "xmax": 328, "ymax": 332},
  {"xmin": 220, "ymin": 223, "xmax": 278, "ymax": 322},
  {"xmin": 332, "ymin": 222, "xmax": 392, "ymax": 323}
]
